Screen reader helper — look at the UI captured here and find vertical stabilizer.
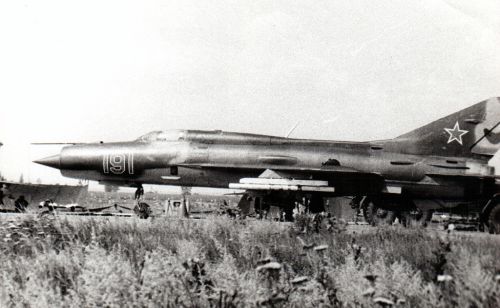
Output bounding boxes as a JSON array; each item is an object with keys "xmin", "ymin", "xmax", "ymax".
[{"xmin": 389, "ymin": 97, "xmax": 500, "ymax": 158}]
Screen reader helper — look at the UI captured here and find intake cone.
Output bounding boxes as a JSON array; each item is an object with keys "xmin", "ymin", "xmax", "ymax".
[{"xmin": 34, "ymin": 154, "xmax": 61, "ymax": 169}]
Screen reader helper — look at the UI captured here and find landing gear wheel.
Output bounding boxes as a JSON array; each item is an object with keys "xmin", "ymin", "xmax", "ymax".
[
  {"xmin": 283, "ymin": 205, "xmax": 294, "ymax": 222},
  {"xmin": 279, "ymin": 197, "xmax": 295, "ymax": 222},
  {"xmin": 309, "ymin": 195, "xmax": 325, "ymax": 214},
  {"xmin": 134, "ymin": 202, "xmax": 151, "ymax": 219},
  {"xmin": 401, "ymin": 209, "xmax": 433, "ymax": 228},
  {"xmin": 364, "ymin": 200, "xmax": 396, "ymax": 226},
  {"xmin": 488, "ymin": 204, "xmax": 500, "ymax": 234}
]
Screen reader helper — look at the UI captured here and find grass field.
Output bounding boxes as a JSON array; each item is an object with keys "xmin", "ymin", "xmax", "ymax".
[{"xmin": 1, "ymin": 215, "xmax": 499, "ymax": 307}]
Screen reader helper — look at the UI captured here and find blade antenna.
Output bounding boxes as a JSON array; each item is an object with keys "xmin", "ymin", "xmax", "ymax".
[{"xmin": 286, "ymin": 121, "xmax": 300, "ymax": 138}]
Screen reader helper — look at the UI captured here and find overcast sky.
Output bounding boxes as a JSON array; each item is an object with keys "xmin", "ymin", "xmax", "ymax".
[{"xmin": 1, "ymin": 0, "xmax": 499, "ymax": 191}]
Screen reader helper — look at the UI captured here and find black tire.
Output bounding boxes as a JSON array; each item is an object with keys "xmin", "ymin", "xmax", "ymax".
[
  {"xmin": 283, "ymin": 205, "xmax": 294, "ymax": 222},
  {"xmin": 362, "ymin": 207, "xmax": 370, "ymax": 222},
  {"xmin": 488, "ymin": 204, "xmax": 500, "ymax": 234},
  {"xmin": 134, "ymin": 202, "xmax": 151, "ymax": 219},
  {"xmin": 401, "ymin": 209, "xmax": 433, "ymax": 228},
  {"xmin": 364, "ymin": 200, "xmax": 395, "ymax": 226},
  {"xmin": 309, "ymin": 195, "xmax": 325, "ymax": 214}
]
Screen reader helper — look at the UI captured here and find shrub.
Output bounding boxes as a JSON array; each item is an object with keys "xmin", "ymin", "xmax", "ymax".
[{"xmin": 0, "ymin": 216, "xmax": 499, "ymax": 307}]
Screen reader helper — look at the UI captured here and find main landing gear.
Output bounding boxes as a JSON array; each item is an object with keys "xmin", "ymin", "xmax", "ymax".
[
  {"xmin": 487, "ymin": 205, "xmax": 500, "ymax": 234},
  {"xmin": 133, "ymin": 184, "xmax": 151, "ymax": 219},
  {"xmin": 399, "ymin": 208, "xmax": 433, "ymax": 228},
  {"xmin": 480, "ymin": 195, "xmax": 500, "ymax": 234},
  {"xmin": 362, "ymin": 198, "xmax": 395, "ymax": 226},
  {"xmin": 358, "ymin": 197, "xmax": 433, "ymax": 227}
]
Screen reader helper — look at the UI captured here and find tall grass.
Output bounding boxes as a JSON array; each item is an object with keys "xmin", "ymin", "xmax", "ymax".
[{"xmin": 1, "ymin": 215, "xmax": 499, "ymax": 307}]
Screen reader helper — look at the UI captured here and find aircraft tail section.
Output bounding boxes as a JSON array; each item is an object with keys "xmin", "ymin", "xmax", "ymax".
[{"xmin": 388, "ymin": 97, "xmax": 500, "ymax": 158}]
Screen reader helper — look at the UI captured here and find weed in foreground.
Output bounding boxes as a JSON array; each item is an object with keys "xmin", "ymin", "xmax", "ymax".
[{"xmin": 0, "ymin": 216, "xmax": 499, "ymax": 307}]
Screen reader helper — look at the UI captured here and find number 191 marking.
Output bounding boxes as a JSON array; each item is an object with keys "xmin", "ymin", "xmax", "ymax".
[{"xmin": 103, "ymin": 153, "xmax": 134, "ymax": 175}]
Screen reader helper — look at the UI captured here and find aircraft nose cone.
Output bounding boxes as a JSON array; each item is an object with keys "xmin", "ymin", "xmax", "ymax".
[{"xmin": 34, "ymin": 154, "xmax": 61, "ymax": 169}]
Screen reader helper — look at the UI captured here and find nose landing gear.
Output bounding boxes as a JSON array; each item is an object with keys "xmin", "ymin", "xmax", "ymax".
[
  {"xmin": 133, "ymin": 184, "xmax": 151, "ymax": 219},
  {"xmin": 134, "ymin": 184, "xmax": 144, "ymax": 201},
  {"xmin": 134, "ymin": 202, "xmax": 152, "ymax": 219}
]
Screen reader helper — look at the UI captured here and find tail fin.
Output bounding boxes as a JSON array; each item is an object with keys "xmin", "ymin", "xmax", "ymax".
[{"xmin": 389, "ymin": 97, "xmax": 500, "ymax": 158}]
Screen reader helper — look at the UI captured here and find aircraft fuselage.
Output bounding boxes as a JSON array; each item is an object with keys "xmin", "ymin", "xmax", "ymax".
[{"xmin": 36, "ymin": 130, "xmax": 497, "ymax": 202}]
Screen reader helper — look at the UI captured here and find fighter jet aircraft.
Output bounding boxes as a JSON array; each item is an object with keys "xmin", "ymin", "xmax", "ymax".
[{"xmin": 35, "ymin": 97, "xmax": 500, "ymax": 232}]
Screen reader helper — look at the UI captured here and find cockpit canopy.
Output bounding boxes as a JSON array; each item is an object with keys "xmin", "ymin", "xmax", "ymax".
[
  {"xmin": 137, "ymin": 129, "xmax": 273, "ymax": 144},
  {"xmin": 136, "ymin": 130, "xmax": 186, "ymax": 142},
  {"xmin": 135, "ymin": 129, "xmax": 355, "ymax": 146}
]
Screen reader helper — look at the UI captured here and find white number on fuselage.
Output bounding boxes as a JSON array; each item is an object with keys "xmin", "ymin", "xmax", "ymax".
[{"xmin": 103, "ymin": 153, "xmax": 134, "ymax": 175}]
